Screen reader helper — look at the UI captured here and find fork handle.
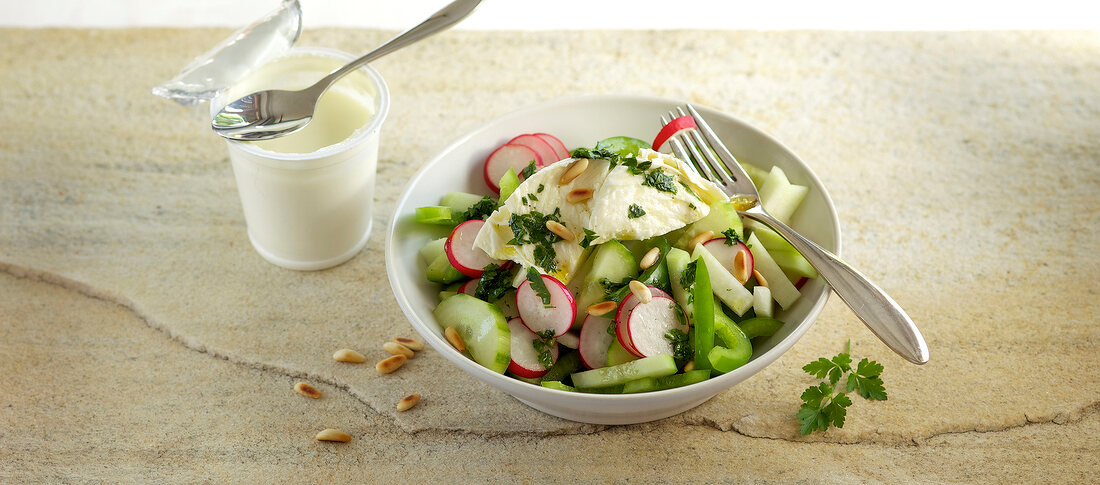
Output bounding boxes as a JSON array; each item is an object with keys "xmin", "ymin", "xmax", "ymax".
[{"xmin": 740, "ymin": 207, "xmax": 930, "ymax": 364}]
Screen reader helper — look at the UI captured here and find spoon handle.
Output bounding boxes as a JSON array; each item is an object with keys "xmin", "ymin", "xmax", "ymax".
[
  {"xmin": 312, "ymin": 0, "xmax": 483, "ymax": 92},
  {"xmin": 739, "ymin": 207, "xmax": 930, "ymax": 365}
]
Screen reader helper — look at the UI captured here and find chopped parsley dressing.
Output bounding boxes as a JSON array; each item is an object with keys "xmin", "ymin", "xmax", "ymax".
[
  {"xmin": 628, "ymin": 204, "xmax": 646, "ymax": 219},
  {"xmin": 459, "ymin": 196, "xmax": 497, "ymax": 222},
  {"xmin": 664, "ymin": 327, "xmax": 693, "ymax": 364},
  {"xmin": 642, "ymin": 168, "xmax": 678, "ymax": 194},
  {"xmin": 474, "ymin": 264, "xmax": 512, "ymax": 302},
  {"xmin": 680, "ymin": 260, "xmax": 697, "ymax": 304},
  {"xmin": 578, "ymin": 228, "xmax": 599, "ymax": 249},
  {"xmin": 520, "ymin": 160, "xmax": 538, "ymax": 180},
  {"xmin": 722, "ymin": 228, "xmax": 742, "ymax": 245},
  {"xmin": 532, "ymin": 329, "xmax": 556, "ymax": 367},
  {"xmin": 508, "ymin": 209, "xmax": 563, "ymax": 272},
  {"xmin": 525, "ymin": 268, "xmax": 553, "ymax": 307}
]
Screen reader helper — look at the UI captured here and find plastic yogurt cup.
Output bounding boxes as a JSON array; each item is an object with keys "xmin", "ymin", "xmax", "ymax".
[{"xmin": 212, "ymin": 47, "xmax": 390, "ymax": 270}]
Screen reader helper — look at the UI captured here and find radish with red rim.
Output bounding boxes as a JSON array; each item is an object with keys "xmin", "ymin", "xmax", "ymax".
[
  {"xmin": 533, "ymin": 132, "xmax": 570, "ymax": 161},
  {"xmin": 652, "ymin": 115, "xmax": 697, "ymax": 152},
  {"xmin": 626, "ymin": 295, "xmax": 690, "ymax": 358},
  {"xmin": 578, "ymin": 314, "xmax": 615, "ymax": 369},
  {"xmin": 506, "ymin": 317, "xmax": 559, "ymax": 378},
  {"xmin": 507, "ymin": 134, "xmax": 558, "ymax": 167},
  {"xmin": 458, "ymin": 279, "xmax": 479, "ymax": 296},
  {"xmin": 445, "ymin": 220, "xmax": 505, "ymax": 278},
  {"xmin": 701, "ymin": 237, "xmax": 754, "ymax": 284},
  {"xmin": 516, "ymin": 272, "xmax": 576, "ymax": 337},
  {"xmin": 483, "ymin": 144, "xmax": 539, "ymax": 193},
  {"xmin": 614, "ymin": 286, "xmax": 672, "ymax": 358}
]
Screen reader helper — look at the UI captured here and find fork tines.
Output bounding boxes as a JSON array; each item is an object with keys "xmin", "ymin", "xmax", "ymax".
[{"xmin": 661, "ymin": 105, "xmax": 745, "ymax": 191}]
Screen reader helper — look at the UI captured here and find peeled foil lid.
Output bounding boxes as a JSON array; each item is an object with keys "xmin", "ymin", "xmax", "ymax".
[{"xmin": 152, "ymin": 0, "xmax": 302, "ymax": 106}]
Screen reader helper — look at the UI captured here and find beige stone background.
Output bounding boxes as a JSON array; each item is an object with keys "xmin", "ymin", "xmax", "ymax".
[{"xmin": 1, "ymin": 28, "xmax": 1097, "ymax": 482}]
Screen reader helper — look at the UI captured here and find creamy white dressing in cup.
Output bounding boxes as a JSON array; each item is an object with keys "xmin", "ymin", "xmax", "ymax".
[{"xmin": 212, "ymin": 47, "xmax": 389, "ymax": 270}]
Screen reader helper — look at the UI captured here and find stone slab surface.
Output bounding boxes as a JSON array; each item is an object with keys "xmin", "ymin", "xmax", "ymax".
[{"xmin": 1, "ymin": 28, "xmax": 1097, "ymax": 482}]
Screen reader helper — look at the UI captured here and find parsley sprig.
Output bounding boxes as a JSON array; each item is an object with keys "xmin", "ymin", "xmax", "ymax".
[{"xmin": 797, "ymin": 343, "xmax": 887, "ymax": 435}]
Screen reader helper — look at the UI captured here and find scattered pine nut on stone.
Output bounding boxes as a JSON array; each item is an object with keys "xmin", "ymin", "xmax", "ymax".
[
  {"xmin": 393, "ymin": 337, "xmax": 424, "ymax": 351},
  {"xmin": 315, "ymin": 428, "xmax": 351, "ymax": 442},
  {"xmin": 376, "ymin": 354, "xmax": 407, "ymax": 374},
  {"xmin": 640, "ymin": 247, "xmax": 660, "ymax": 270},
  {"xmin": 332, "ymin": 348, "xmax": 366, "ymax": 363},
  {"xmin": 586, "ymin": 301, "xmax": 617, "ymax": 316},
  {"xmin": 397, "ymin": 393, "xmax": 421, "ymax": 412},
  {"xmin": 294, "ymin": 382, "xmax": 322, "ymax": 399},
  {"xmin": 444, "ymin": 327, "xmax": 466, "ymax": 352},
  {"xmin": 383, "ymin": 342, "xmax": 415, "ymax": 359},
  {"xmin": 629, "ymin": 280, "xmax": 652, "ymax": 304}
]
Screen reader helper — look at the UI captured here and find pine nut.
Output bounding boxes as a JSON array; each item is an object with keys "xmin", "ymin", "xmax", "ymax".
[
  {"xmin": 733, "ymin": 250, "xmax": 751, "ymax": 284},
  {"xmin": 294, "ymin": 382, "xmax": 322, "ymax": 399},
  {"xmin": 383, "ymin": 342, "xmax": 415, "ymax": 359},
  {"xmin": 376, "ymin": 354, "xmax": 407, "ymax": 374},
  {"xmin": 586, "ymin": 300, "xmax": 618, "ymax": 316},
  {"xmin": 315, "ymin": 428, "xmax": 351, "ymax": 442},
  {"xmin": 545, "ymin": 220, "xmax": 575, "ymax": 241},
  {"xmin": 628, "ymin": 280, "xmax": 652, "ymax": 304},
  {"xmin": 688, "ymin": 230, "xmax": 715, "ymax": 251},
  {"xmin": 640, "ymin": 247, "xmax": 660, "ymax": 270},
  {"xmin": 332, "ymin": 348, "xmax": 366, "ymax": 363},
  {"xmin": 683, "ymin": 361, "xmax": 696, "ymax": 372},
  {"xmin": 752, "ymin": 269, "xmax": 769, "ymax": 288},
  {"xmin": 558, "ymin": 158, "xmax": 589, "ymax": 185},
  {"xmin": 444, "ymin": 327, "xmax": 466, "ymax": 352},
  {"xmin": 566, "ymin": 188, "xmax": 594, "ymax": 204},
  {"xmin": 397, "ymin": 393, "xmax": 421, "ymax": 412},
  {"xmin": 393, "ymin": 337, "xmax": 424, "ymax": 351}
]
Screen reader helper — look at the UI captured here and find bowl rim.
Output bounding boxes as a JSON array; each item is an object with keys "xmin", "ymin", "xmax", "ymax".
[{"xmin": 385, "ymin": 93, "xmax": 840, "ymax": 404}]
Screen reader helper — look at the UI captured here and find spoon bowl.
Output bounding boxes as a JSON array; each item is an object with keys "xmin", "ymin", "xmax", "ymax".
[{"xmin": 212, "ymin": 0, "xmax": 482, "ymax": 141}]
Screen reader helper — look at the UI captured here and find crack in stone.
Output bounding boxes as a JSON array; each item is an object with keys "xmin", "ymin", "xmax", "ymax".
[{"xmin": 4, "ymin": 260, "xmax": 1097, "ymax": 442}]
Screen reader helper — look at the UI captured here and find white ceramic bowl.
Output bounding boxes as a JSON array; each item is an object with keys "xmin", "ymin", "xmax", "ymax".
[{"xmin": 385, "ymin": 95, "xmax": 839, "ymax": 425}]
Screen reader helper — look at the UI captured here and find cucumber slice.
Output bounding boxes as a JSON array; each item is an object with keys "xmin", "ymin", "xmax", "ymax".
[
  {"xmin": 439, "ymin": 191, "xmax": 488, "ymax": 214},
  {"xmin": 419, "ymin": 237, "xmax": 447, "ymax": 265},
  {"xmin": 439, "ymin": 290, "xmax": 458, "ymax": 301},
  {"xmin": 665, "ymin": 248, "xmax": 694, "ymax": 317},
  {"xmin": 621, "ymin": 377, "xmax": 659, "ymax": 394},
  {"xmin": 737, "ymin": 317, "xmax": 784, "ymax": 339},
  {"xmin": 541, "ymin": 381, "xmax": 576, "ymax": 392},
  {"xmin": 768, "ymin": 248, "xmax": 819, "ymax": 279},
  {"xmin": 571, "ymin": 354, "xmax": 677, "ymax": 389},
  {"xmin": 498, "ymin": 168, "xmax": 521, "ymax": 203},
  {"xmin": 758, "ymin": 166, "xmax": 808, "ymax": 225},
  {"xmin": 740, "ymin": 162, "xmax": 769, "ymax": 188},
  {"xmin": 508, "ymin": 372, "xmax": 542, "ymax": 385},
  {"xmin": 672, "ymin": 199, "xmax": 744, "ymax": 250},
  {"xmin": 571, "ymin": 240, "xmax": 639, "ymax": 328},
  {"xmin": 606, "ymin": 338, "xmax": 639, "ymax": 367},
  {"xmin": 433, "ymin": 294, "xmax": 511, "ymax": 374},
  {"xmin": 746, "ymin": 232, "xmax": 800, "ymax": 309},
  {"xmin": 426, "ymin": 252, "xmax": 466, "ymax": 284},
  {"xmin": 595, "ymin": 136, "xmax": 651, "ymax": 158},
  {"xmin": 691, "ymin": 243, "xmax": 754, "ymax": 316},
  {"xmin": 415, "ymin": 206, "xmax": 455, "ymax": 225}
]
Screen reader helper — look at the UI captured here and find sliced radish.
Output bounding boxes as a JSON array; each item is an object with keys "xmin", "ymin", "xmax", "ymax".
[
  {"xmin": 516, "ymin": 273, "xmax": 576, "ymax": 337},
  {"xmin": 507, "ymin": 134, "xmax": 557, "ymax": 167},
  {"xmin": 506, "ymin": 317, "xmax": 559, "ymax": 378},
  {"xmin": 483, "ymin": 143, "xmax": 538, "ymax": 193},
  {"xmin": 652, "ymin": 115, "xmax": 697, "ymax": 152},
  {"xmin": 795, "ymin": 277, "xmax": 808, "ymax": 290},
  {"xmin": 614, "ymin": 286, "xmax": 672, "ymax": 358},
  {"xmin": 701, "ymin": 238, "xmax": 754, "ymax": 284},
  {"xmin": 626, "ymin": 295, "xmax": 690, "ymax": 358},
  {"xmin": 459, "ymin": 279, "xmax": 479, "ymax": 296},
  {"xmin": 533, "ymin": 133, "xmax": 570, "ymax": 162},
  {"xmin": 578, "ymin": 314, "xmax": 615, "ymax": 369},
  {"xmin": 445, "ymin": 220, "xmax": 505, "ymax": 278},
  {"xmin": 556, "ymin": 331, "xmax": 580, "ymax": 349}
]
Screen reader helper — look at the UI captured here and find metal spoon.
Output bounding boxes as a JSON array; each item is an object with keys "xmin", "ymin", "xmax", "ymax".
[{"xmin": 212, "ymin": 0, "xmax": 482, "ymax": 141}]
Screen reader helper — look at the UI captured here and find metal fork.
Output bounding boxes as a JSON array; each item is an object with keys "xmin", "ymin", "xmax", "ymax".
[{"xmin": 663, "ymin": 105, "xmax": 929, "ymax": 365}]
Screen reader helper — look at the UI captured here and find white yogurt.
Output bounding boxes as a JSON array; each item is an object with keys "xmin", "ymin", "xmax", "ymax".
[{"xmin": 214, "ymin": 47, "xmax": 389, "ymax": 270}]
